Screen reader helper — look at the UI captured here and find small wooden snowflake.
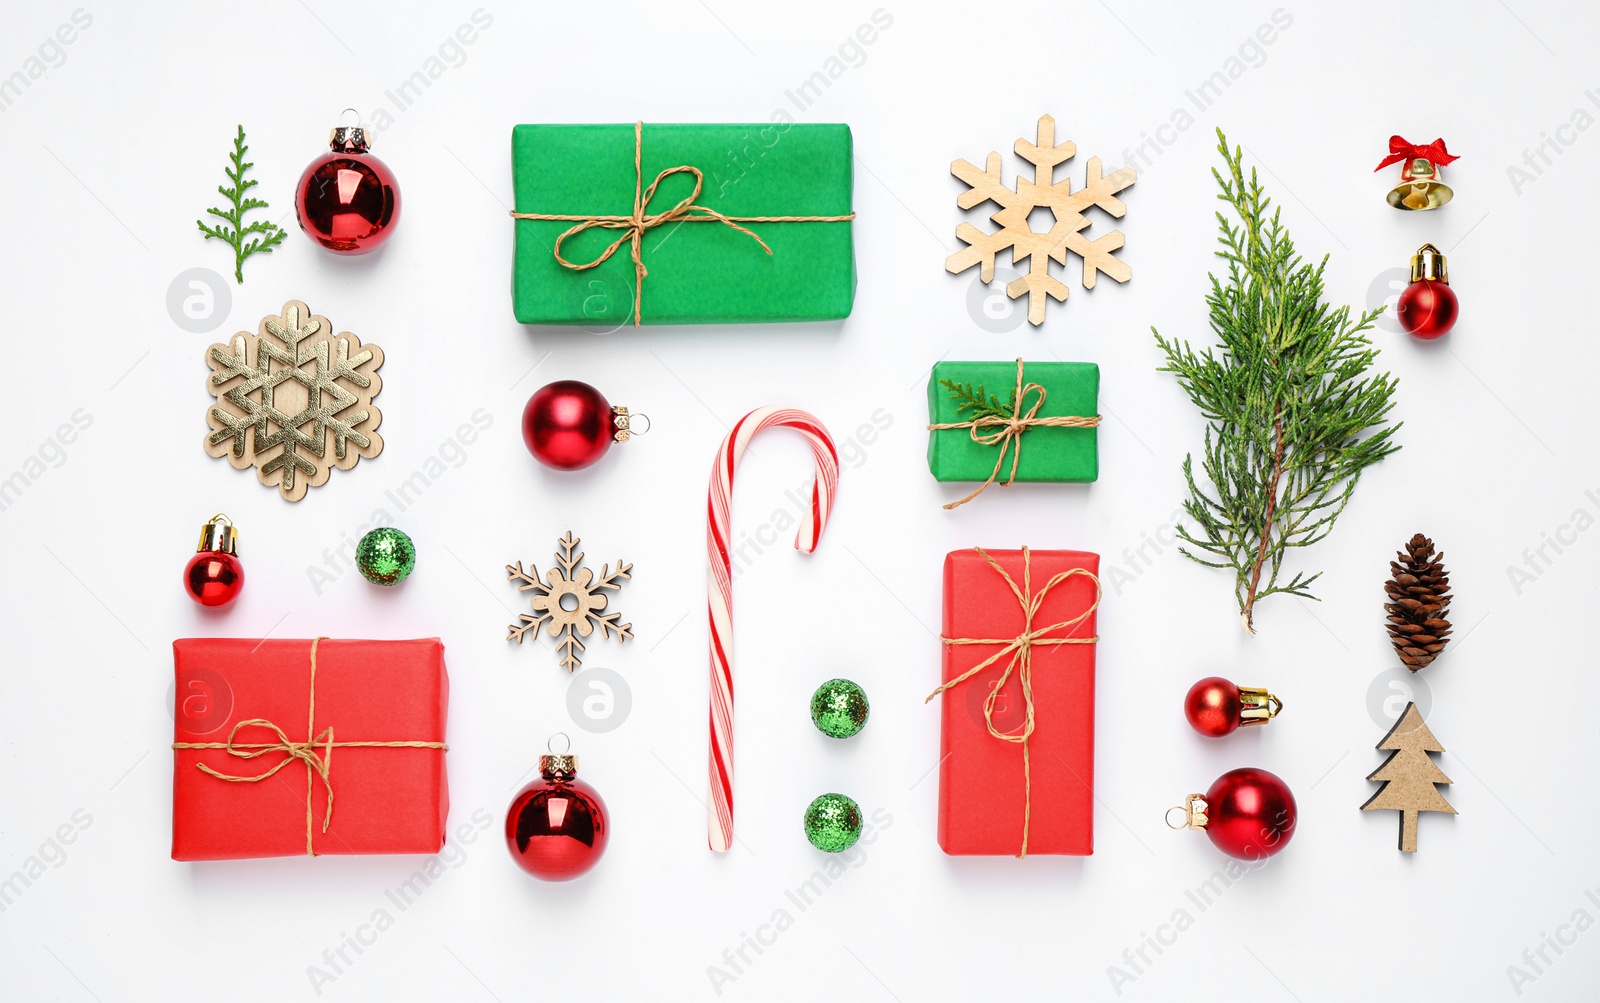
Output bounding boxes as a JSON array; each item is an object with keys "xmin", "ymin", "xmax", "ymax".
[
  {"xmin": 506, "ymin": 532, "xmax": 633, "ymax": 671},
  {"xmin": 946, "ymin": 115, "xmax": 1136, "ymax": 326}
]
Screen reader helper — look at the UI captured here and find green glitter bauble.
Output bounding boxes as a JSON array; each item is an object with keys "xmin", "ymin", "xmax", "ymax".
[
  {"xmin": 810, "ymin": 678, "xmax": 869, "ymax": 739},
  {"xmin": 356, "ymin": 527, "xmax": 416, "ymax": 586},
  {"xmin": 803, "ymin": 793, "xmax": 863, "ymax": 852}
]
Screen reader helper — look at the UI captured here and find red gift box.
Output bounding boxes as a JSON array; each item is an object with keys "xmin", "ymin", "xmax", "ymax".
[
  {"xmin": 171, "ymin": 637, "xmax": 449, "ymax": 861},
  {"xmin": 934, "ymin": 548, "xmax": 1099, "ymax": 856}
]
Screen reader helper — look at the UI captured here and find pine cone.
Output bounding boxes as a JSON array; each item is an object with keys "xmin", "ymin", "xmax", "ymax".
[{"xmin": 1385, "ymin": 533, "xmax": 1452, "ymax": 671}]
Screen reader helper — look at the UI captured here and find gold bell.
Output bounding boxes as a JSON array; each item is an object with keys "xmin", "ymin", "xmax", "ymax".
[{"xmin": 1376, "ymin": 136, "xmax": 1457, "ymax": 211}]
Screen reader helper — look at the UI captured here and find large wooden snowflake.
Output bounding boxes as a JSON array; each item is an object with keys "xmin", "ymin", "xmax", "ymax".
[
  {"xmin": 506, "ymin": 532, "xmax": 633, "ymax": 671},
  {"xmin": 204, "ymin": 301, "xmax": 384, "ymax": 501},
  {"xmin": 946, "ymin": 114, "xmax": 1136, "ymax": 326}
]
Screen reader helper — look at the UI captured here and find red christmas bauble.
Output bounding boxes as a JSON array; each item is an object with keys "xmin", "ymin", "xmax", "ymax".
[
  {"xmin": 1203, "ymin": 767, "xmax": 1297, "ymax": 860},
  {"xmin": 506, "ymin": 760, "xmax": 609, "ymax": 881},
  {"xmin": 295, "ymin": 126, "xmax": 400, "ymax": 254},
  {"xmin": 1184, "ymin": 676, "xmax": 1242, "ymax": 737},
  {"xmin": 522, "ymin": 380, "xmax": 614, "ymax": 470},
  {"xmin": 184, "ymin": 552, "xmax": 244, "ymax": 608},
  {"xmin": 1396, "ymin": 278, "xmax": 1457, "ymax": 339}
]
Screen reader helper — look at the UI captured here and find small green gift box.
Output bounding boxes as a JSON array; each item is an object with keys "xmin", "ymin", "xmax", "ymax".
[
  {"xmin": 926, "ymin": 359, "xmax": 1100, "ymax": 507},
  {"xmin": 511, "ymin": 122, "xmax": 856, "ymax": 326}
]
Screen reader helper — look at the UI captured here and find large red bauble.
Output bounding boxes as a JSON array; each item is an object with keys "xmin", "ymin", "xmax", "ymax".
[
  {"xmin": 506, "ymin": 774, "xmax": 609, "ymax": 880},
  {"xmin": 1203, "ymin": 767, "xmax": 1297, "ymax": 860},
  {"xmin": 1396, "ymin": 279, "xmax": 1457, "ymax": 339},
  {"xmin": 522, "ymin": 380, "xmax": 614, "ymax": 470},
  {"xmin": 184, "ymin": 552, "xmax": 244, "ymax": 608},
  {"xmin": 295, "ymin": 151, "xmax": 401, "ymax": 254},
  {"xmin": 1184, "ymin": 676, "xmax": 1242, "ymax": 737}
]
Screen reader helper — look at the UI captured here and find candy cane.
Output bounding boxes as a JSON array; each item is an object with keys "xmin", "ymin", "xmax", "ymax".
[{"xmin": 707, "ymin": 407, "xmax": 839, "ymax": 852}]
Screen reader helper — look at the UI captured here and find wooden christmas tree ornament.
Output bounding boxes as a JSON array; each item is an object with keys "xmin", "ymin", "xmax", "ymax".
[
  {"xmin": 203, "ymin": 301, "xmax": 384, "ymax": 501},
  {"xmin": 1361, "ymin": 701, "xmax": 1456, "ymax": 852},
  {"xmin": 946, "ymin": 115, "xmax": 1136, "ymax": 326}
]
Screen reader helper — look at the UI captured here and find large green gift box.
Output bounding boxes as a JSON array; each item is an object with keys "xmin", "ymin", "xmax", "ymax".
[
  {"xmin": 926, "ymin": 360, "xmax": 1100, "ymax": 495},
  {"xmin": 511, "ymin": 123, "xmax": 856, "ymax": 326}
]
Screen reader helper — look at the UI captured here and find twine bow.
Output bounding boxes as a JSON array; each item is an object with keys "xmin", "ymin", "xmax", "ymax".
[
  {"xmin": 927, "ymin": 358, "xmax": 1101, "ymax": 509},
  {"xmin": 510, "ymin": 121, "xmax": 856, "ymax": 327},
  {"xmin": 1374, "ymin": 136, "xmax": 1459, "ymax": 172},
  {"xmin": 925, "ymin": 547, "xmax": 1100, "ymax": 857},
  {"xmin": 172, "ymin": 637, "xmax": 449, "ymax": 856}
]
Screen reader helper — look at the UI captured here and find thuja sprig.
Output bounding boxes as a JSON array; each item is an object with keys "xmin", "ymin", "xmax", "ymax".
[
  {"xmin": 1153, "ymin": 130, "xmax": 1402, "ymax": 634},
  {"xmin": 197, "ymin": 125, "xmax": 286, "ymax": 283},
  {"xmin": 940, "ymin": 378, "xmax": 1015, "ymax": 421}
]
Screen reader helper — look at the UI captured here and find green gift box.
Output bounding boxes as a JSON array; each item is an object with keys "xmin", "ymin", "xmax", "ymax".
[
  {"xmin": 926, "ymin": 360, "xmax": 1100, "ymax": 506},
  {"xmin": 511, "ymin": 122, "xmax": 856, "ymax": 326}
]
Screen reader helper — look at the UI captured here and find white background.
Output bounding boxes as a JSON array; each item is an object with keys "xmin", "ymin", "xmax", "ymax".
[{"xmin": 1, "ymin": 1, "xmax": 1597, "ymax": 1000}]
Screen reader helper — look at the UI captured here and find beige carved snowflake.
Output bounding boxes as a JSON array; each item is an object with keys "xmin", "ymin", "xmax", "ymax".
[
  {"xmin": 946, "ymin": 114, "xmax": 1136, "ymax": 326},
  {"xmin": 203, "ymin": 300, "xmax": 384, "ymax": 500},
  {"xmin": 506, "ymin": 532, "xmax": 632, "ymax": 671}
]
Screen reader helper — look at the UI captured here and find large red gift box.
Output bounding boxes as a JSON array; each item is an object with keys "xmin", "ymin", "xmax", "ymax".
[
  {"xmin": 171, "ymin": 637, "xmax": 450, "ymax": 861},
  {"xmin": 936, "ymin": 548, "xmax": 1099, "ymax": 856}
]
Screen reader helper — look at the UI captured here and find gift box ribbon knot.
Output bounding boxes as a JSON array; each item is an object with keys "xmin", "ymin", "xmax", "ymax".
[
  {"xmin": 927, "ymin": 547, "xmax": 1100, "ymax": 856},
  {"xmin": 1374, "ymin": 135, "xmax": 1458, "ymax": 172},
  {"xmin": 171, "ymin": 637, "xmax": 449, "ymax": 856},
  {"xmin": 927, "ymin": 358, "xmax": 1101, "ymax": 509},
  {"xmin": 509, "ymin": 121, "xmax": 856, "ymax": 327}
]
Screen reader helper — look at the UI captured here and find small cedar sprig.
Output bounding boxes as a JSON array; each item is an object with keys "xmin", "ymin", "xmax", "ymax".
[
  {"xmin": 1153, "ymin": 130, "xmax": 1402, "ymax": 634},
  {"xmin": 939, "ymin": 378, "xmax": 1015, "ymax": 421},
  {"xmin": 197, "ymin": 125, "xmax": 287, "ymax": 283}
]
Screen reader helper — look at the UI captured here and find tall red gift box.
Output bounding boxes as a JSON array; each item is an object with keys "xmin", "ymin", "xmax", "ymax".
[
  {"xmin": 935, "ymin": 548, "xmax": 1099, "ymax": 856},
  {"xmin": 171, "ymin": 637, "xmax": 450, "ymax": 861}
]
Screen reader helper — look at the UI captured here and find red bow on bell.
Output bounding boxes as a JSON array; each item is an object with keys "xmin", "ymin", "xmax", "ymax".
[{"xmin": 1374, "ymin": 136, "xmax": 1459, "ymax": 172}]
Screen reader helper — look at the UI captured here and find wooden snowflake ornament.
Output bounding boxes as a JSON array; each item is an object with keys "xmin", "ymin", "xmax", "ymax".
[
  {"xmin": 946, "ymin": 115, "xmax": 1136, "ymax": 326},
  {"xmin": 204, "ymin": 301, "xmax": 384, "ymax": 501},
  {"xmin": 507, "ymin": 532, "xmax": 633, "ymax": 671}
]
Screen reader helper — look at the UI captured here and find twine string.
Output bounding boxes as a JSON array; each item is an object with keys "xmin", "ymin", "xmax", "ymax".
[
  {"xmin": 927, "ymin": 359, "xmax": 1101, "ymax": 509},
  {"xmin": 172, "ymin": 637, "xmax": 449, "ymax": 856},
  {"xmin": 510, "ymin": 121, "xmax": 856, "ymax": 326},
  {"xmin": 925, "ymin": 548, "xmax": 1100, "ymax": 857}
]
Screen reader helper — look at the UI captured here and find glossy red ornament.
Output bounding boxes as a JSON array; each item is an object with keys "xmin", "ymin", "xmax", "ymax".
[
  {"xmin": 1398, "ymin": 281, "xmax": 1457, "ymax": 339},
  {"xmin": 295, "ymin": 117, "xmax": 400, "ymax": 254},
  {"xmin": 1183, "ymin": 676, "xmax": 1282, "ymax": 737},
  {"xmin": 522, "ymin": 380, "xmax": 626, "ymax": 471},
  {"xmin": 184, "ymin": 514, "xmax": 243, "ymax": 608},
  {"xmin": 506, "ymin": 751, "xmax": 609, "ymax": 880},
  {"xmin": 1396, "ymin": 243, "xmax": 1457, "ymax": 339},
  {"xmin": 1185, "ymin": 677, "xmax": 1243, "ymax": 736},
  {"xmin": 1174, "ymin": 767, "xmax": 1297, "ymax": 860}
]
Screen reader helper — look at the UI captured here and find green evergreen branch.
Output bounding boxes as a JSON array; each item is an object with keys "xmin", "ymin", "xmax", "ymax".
[
  {"xmin": 939, "ymin": 378, "xmax": 1015, "ymax": 421},
  {"xmin": 1153, "ymin": 130, "xmax": 1402, "ymax": 634},
  {"xmin": 196, "ymin": 125, "xmax": 286, "ymax": 283}
]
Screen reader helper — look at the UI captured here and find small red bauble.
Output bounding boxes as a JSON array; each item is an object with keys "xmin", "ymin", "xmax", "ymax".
[
  {"xmin": 1183, "ymin": 676, "xmax": 1281, "ymax": 737},
  {"xmin": 184, "ymin": 514, "xmax": 243, "ymax": 608},
  {"xmin": 506, "ymin": 750, "xmax": 609, "ymax": 881},
  {"xmin": 295, "ymin": 116, "xmax": 400, "ymax": 254},
  {"xmin": 1396, "ymin": 243, "xmax": 1457, "ymax": 339},
  {"xmin": 1172, "ymin": 767, "xmax": 1297, "ymax": 860},
  {"xmin": 522, "ymin": 380, "xmax": 643, "ymax": 471}
]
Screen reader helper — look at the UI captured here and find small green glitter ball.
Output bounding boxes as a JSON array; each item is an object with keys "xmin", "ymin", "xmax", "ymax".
[
  {"xmin": 355, "ymin": 527, "xmax": 416, "ymax": 586},
  {"xmin": 803, "ymin": 793, "xmax": 863, "ymax": 853},
  {"xmin": 810, "ymin": 678, "xmax": 869, "ymax": 739}
]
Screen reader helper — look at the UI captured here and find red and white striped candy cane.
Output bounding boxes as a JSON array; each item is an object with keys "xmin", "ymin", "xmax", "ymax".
[{"xmin": 707, "ymin": 407, "xmax": 839, "ymax": 852}]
